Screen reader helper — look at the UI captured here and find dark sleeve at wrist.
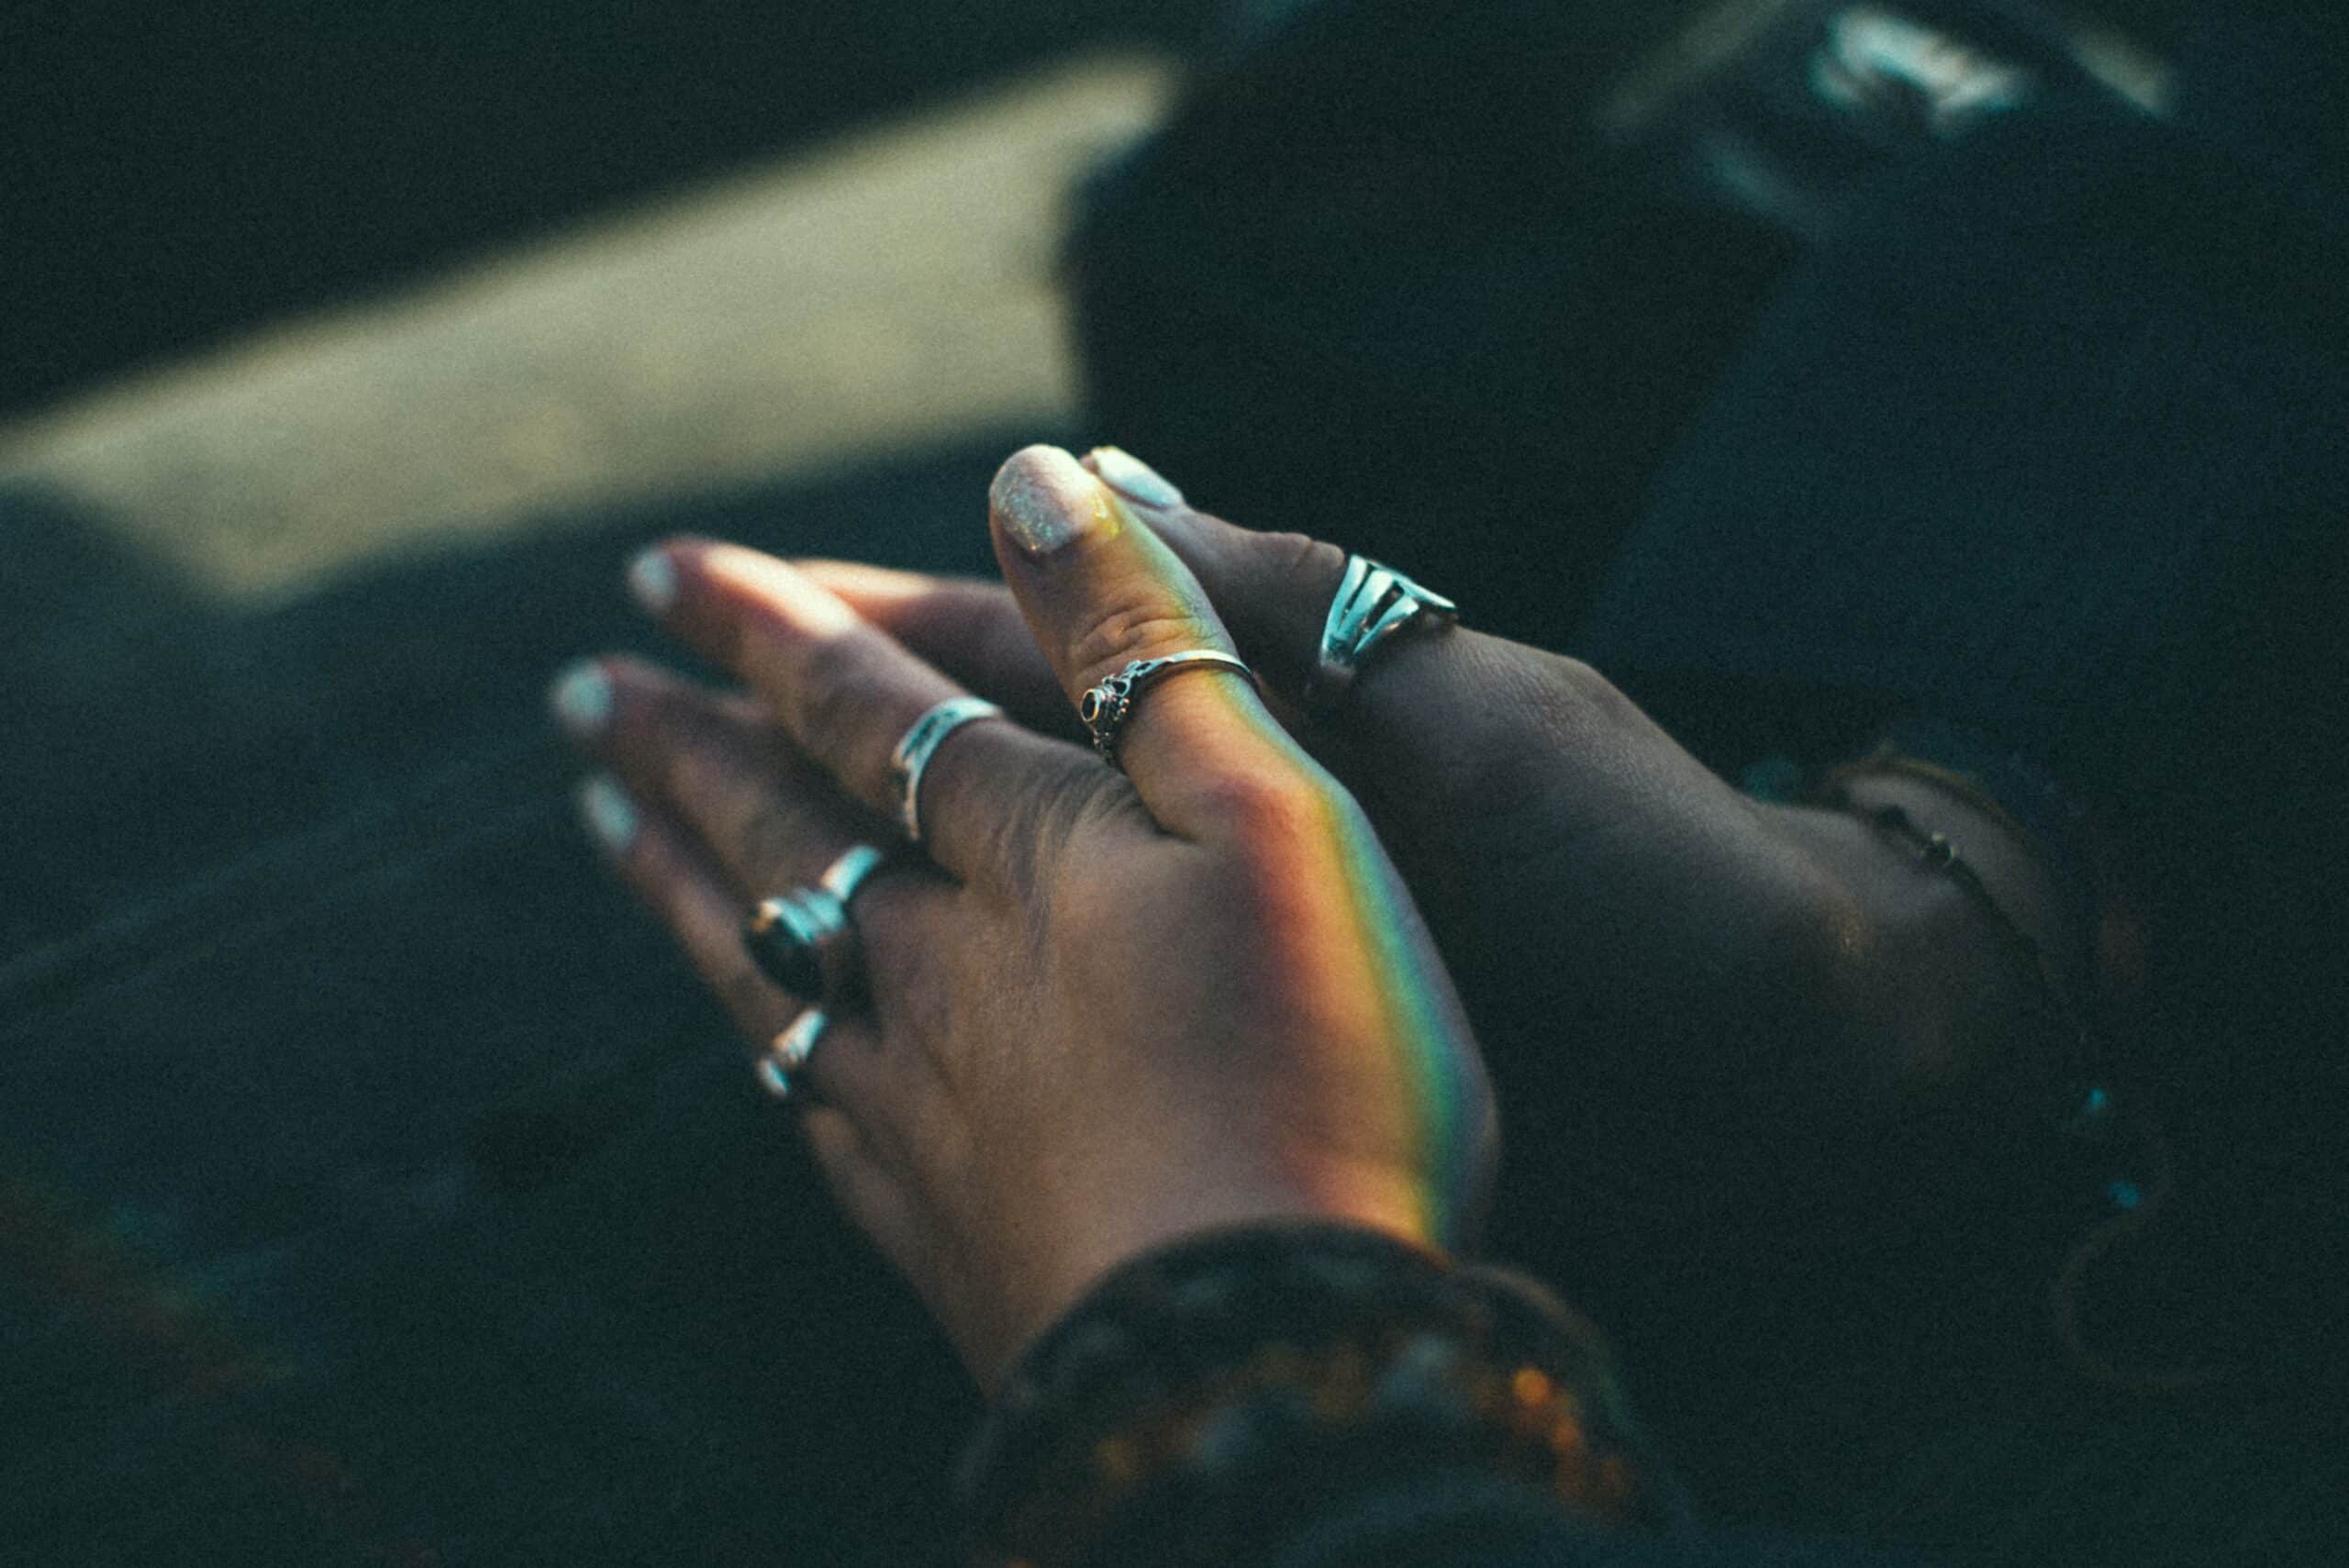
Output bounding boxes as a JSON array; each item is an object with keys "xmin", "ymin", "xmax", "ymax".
[{"xmin": 955, "ymin": 1223, "xmax": 1693, "ymax": 1568}]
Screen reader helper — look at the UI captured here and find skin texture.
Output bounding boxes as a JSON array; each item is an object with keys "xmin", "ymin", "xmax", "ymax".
[
  {"xmin": 553, "ymin": 445, "xmax": 1495, "ymax": 1389},
  {"xmin": 795, "ymin": 448, "xmax": 2082, "ymax": 1196}
]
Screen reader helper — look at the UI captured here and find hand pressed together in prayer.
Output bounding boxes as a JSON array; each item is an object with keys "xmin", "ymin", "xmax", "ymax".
[{"xmin": 552, "ymin": 446, "xmax": 1496, "ymax": 1386}]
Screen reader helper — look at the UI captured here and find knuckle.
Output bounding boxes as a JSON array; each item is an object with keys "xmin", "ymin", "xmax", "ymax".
[
  {"xmin": 1547, "ymin": 653, "xmax": 1632, "ymax": 716},
  {"xmin": 1198, "ymin": 767, "xmax": 1332, "ymax": 850},
  {"xmin": 793, "ymin": 634, "xmax": 869, "ymax": 742},
  {"xmin": 789, "ymin": 628, "xmax": 864, "ymax": 722},
  {"xmin": 1066, "ymin": 600, "xmax": 1224, "ymax": 689},
  {"xmin": 1264, "ymin": 529, "xmax": 1347, "ymax": 604}
]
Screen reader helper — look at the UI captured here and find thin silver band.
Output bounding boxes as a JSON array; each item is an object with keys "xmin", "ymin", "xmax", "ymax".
[
  {"xmin": 1308, "ymin": 555, "xmax": 1458, "ymax": 708},
  {"xmin": 817, "ymin": 841, "xmax": 886, "ymax": 904},
  {"xmin": 755, "ymin": 1008, "xmax": 830, "ymax": 1100},
  {"xmin": 1077, "ymin": 650, "xmax": 1256, "ymax": 768},
  {"xmin": 890, "ymin": 696, "xmax": 1003, "ymax": 844}
]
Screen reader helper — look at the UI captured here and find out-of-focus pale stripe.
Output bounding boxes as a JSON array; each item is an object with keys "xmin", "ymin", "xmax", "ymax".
[{"xmin": 0, "ymin": 55, "xmax": 1171, "ymax": 603}]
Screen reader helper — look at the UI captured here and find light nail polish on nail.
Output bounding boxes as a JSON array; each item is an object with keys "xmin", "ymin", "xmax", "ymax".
[
  {"xmin": 1088, "ymin": 446, "xmax": 1185, "ymax": 509},
  {"xmin": 993, "ymin": 446, "xmax": 1116, "ymax": 559},
  {"xmin": 578, "ymin": 773, "xmax": 639, "ymax": 855},
  {"xmin": 628, "ymin": 550, "xmax": 679, "ymax": 614},
  {"xmin": 551, "ymin": 662, "xmax": 614, "ymax": 737}
]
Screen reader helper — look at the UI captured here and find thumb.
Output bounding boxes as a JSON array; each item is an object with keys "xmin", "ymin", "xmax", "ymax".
[
  {"xmin": 987, "ymin": 445, "xmax": 1324, "ymax": 840},
  {"xmin": 1081, "ymin": 446, "xmax": 1361, "ymax": 704},
  {"xmin": 1080, "ymin": 447, "xmax": 1578, "ymax": 768}
]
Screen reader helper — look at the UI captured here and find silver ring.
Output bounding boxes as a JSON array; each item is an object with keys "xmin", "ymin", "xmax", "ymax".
[
  {"xmin": 755, "ymin": 1008, "xmax": 829, "ymax": 1100},
  {"xmin": 1077, "ymin": 650, "xmax": 1255, "ymax": 769},
  {"xmin": 817, "ymin": 842, "xmax": 886, "ymax": 904},
  {"xmin": 1307, "ymin": 555, "xmax": 1458, "ymax": 709},
  {"xmin": 742, "ymin": 842, "xmax": 888, "ymax": 1004},
  {"xmin": 890, "ymin": 696, "xmax": 1002, "ymax": 844}
]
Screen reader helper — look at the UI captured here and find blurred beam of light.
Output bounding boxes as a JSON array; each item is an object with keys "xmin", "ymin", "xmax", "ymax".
[{"xmin": 0, "ymin": 54, "xmax": 1172, "ymax": 606}]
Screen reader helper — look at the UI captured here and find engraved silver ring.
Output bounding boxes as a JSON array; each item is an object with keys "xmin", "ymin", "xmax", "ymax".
[{"xmin": 1077, "ymin": 651, "xmax": 1256, "ymax": 769}]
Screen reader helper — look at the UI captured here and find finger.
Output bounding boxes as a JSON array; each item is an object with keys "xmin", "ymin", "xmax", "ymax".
[
  {"xmin": 788, "ymin": 561, "xmax": 1072, "ymax": 736},
  {"xmin": 1081, "ymin": 444, "xmax": 1520, "ymax": 728},
  {"xmin": 569, "ymin": 771, "xmax": 898, "ymax": 1116},
  {"xmin": 796, "ymin": 1106, "xmax": 929, "ymax": 1284},
  {"xmin": 625, "ymin": 541, "xmax": 1104, "ymax": 896},
  {"xmin": 987, "ymin": 444, "xmax": 1320, "ymax": 840},
  {"xmin": 555, "ymin": 652, "xmax": 880, "ymax": 903},
  {"xmin": 557, "ymin": 658, "xmax": 983, "ymax": 1067},
  {"xmin": 1079, "ymin": 446, "xmax": 1586, "ymax": 813},
  {"xmin": 1079, "ymin": 446, "xmax": 1369, "ymax": 705}
]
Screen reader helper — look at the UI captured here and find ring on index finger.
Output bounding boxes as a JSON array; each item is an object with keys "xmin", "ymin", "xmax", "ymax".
[
  {"xmin": 742, "ymin": 842, "xmax": 888, "ymax": 1005},
  {"xmin": 890, "ymin": 696, "xmax": 1003, "ymax": 844}
]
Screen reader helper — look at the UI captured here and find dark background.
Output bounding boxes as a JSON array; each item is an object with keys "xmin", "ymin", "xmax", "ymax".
[
  {"xmin": 4, "ymin": 0, "xmax": 2279, "ymax": 420},
  {"xmin": 1, "ymin": 0, "xmax": 1233, "ymax": 418},
  {"xmin": 5, "ymin": 2, "xmax": 2342, "ymax": 1564}
]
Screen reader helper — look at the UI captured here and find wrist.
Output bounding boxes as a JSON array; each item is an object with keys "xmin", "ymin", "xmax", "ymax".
[
  {"xmin": 960, "ymin": 1223, "xmax": 1687, "ymax": 1567},
  {"xmin": 1754, "ymin": 781, "xmax": 2080, "ymax": 1111},
  {"xmin": 989, "ymin": 1171, "xmax": 1452, "ymax": 1396}
]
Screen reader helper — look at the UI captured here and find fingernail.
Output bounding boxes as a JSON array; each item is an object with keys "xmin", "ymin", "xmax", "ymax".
[
  {"xmin": 628, "ymin": 549, "xmax": 679, "ymax": 614},
  {"xmin": 992, "ymin": 445, "xmax": 1117, "ymax": 560},
  {"xmin": 1087, "ymin": 446, "xmax": 1185, "ymax": 509},
  {"xmin": 550, "ymin": 661, "xmax": 614, "ymax": 737},
  {"xmin": 577, "ymin": 773, "xmax": 639, "ymax": 856}
]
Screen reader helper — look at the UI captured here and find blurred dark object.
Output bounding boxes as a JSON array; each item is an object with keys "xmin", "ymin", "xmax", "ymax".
[
  {"xmin": 1068, "ymin": 0, "xmax": 2161, "ymax": 644},
  {"xmin": 1065, "ymin": 0, "xmax": 2343, "ymax": 645},
  {"xmin": 0, "ymin": 0, "xmax": 1222, "ymax": 419},
  {"xmin": 1067, "ymin": 0, "xmax": 2347, "ymax": 1553},
  {"xmin": 0, "ymin": 437, "xmax": 1029, "ymax": 1567}
]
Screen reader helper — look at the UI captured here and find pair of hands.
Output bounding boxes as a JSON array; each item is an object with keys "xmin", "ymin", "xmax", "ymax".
[{"xmin": 554, "ymin": 444, "xmax": 2055, "ymax": 1386}]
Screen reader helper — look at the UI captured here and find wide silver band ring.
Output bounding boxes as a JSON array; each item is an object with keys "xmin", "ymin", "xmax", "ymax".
[
  {"xmin": 890, "ymin": 696, "xmax": 1003, "ymax": 844},
  {"xmin": 1307, "ymin": 554, "xmax": 1458, "ymax": 709},
  {"xmin": 1077, "ymin": 650, "xmax": 1256, "ymax": 769},
  {"xmin": 742, "ymin": 842, "xmax": 888, "ymax": 1005},
  {"xmin": 754, "ymin": 1008, "xmax": 829, "ymax": 1101}
]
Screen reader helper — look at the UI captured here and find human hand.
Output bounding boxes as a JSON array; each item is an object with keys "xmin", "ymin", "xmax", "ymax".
[
  {"xmin": 794, "ymin": 449, "xmax": 2077, "ymax": 1208},
  {"xmin": 551, "ymin": 447, "xmax": 1495, "ymax": 1388}
]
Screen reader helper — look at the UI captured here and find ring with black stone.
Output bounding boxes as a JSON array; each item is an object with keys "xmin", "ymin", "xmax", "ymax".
[
  {"xmin": 740, "ymin": 843, "xmax": 886, "ymax": 1004},
  {"xmin": 1076, "ymin": 651, "xmax": 1256, "ymax": 769}
]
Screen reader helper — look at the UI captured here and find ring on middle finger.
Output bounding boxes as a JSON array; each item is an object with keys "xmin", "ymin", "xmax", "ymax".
[
  {"xmin": 1077, "ymin": 650, "xmax": 1255, "ymax": 769},
  {"xmin": 742, "ymin": 842, "xmax": 888, "ymax": 1005},
  {"xmin": 1306, "ymin": 554, "xmax": 1458, "ymax": 710}
]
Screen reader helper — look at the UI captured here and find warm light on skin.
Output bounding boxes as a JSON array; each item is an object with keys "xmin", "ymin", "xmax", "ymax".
[
  {"xmin": 1191, "ymin": 684, "xmax": 1487, "ymax": 1249},
  {"xmin": 1055, "ymin": 482, "xmax": 1488, "ymax": 1251},
  {"xmin": 1323, "ymin": 791, "xmax": 1489, "ymax": 1245},
  {"xmin": 697, "ymin": 544, "xmax": 863, "ymax": 639}
]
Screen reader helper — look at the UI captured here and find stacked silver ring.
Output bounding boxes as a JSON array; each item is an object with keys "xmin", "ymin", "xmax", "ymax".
[
  {"xmin": 1077, "ymin": 650, "xmax": 1256, "ymax": 768},
  {"xmin": 1306, "ymin": 555, "xmax": 1458, "ymax": 708}
]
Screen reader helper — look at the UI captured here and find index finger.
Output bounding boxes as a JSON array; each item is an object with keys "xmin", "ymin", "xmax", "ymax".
[{"xmin": 627, "ymin": 539, "xmax": 1103, "ymax": 895}]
